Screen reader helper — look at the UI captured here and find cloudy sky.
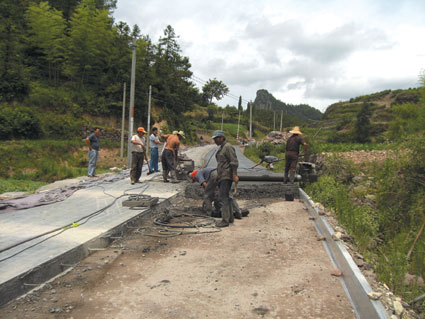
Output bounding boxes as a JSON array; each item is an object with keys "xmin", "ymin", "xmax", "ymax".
[{"xmin": 113, "ymin": 0, "xmax": 425, "ymax": 112}]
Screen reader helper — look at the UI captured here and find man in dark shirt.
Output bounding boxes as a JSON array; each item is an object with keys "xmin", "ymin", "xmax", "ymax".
[
  {"xmin": 212, "ymin": 130, "xmax": 239, "ymax": 227},
  {"xmin": 285, "ymin": 126, "xmax": 308, "ymax": 183},
  {"xmin": 86, "ymin": 127, "xmax": 100, "ymax": 177}
]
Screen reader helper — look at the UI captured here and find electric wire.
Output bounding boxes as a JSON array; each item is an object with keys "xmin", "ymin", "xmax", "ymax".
[{"xmin": 0, "ymin": 181, "xmax": 150, "ymax": 263}]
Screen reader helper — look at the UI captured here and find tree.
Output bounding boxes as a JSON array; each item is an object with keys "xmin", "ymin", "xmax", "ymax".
[
  {"xmin": 65, "ymin": 0, "xmax": 115, "ymax": 87},
  {"xmin": 152, "ymin": 25, "xmax": 197, "ymax": 124},
  {"xmin": 26, "ymin": 2, "xmax": 67, "ymax": 83},
  {"xmin": 238, "ymin": 95, "xmax": 242, "ymax": 112},
  {"xmin": 355, "ymin": 102, "xmax": 372, "ymax": 143},
  {"xmin": 202, "ymin": 78, "xmax": 229, "ymax": 105},
  {"xmin": 0, "ymin": 0, "xmax": 28, "ymax": 102}
]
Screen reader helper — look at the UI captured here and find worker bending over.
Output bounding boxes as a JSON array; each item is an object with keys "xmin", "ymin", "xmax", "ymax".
[
  {"xmin": 251, "ymin": 155, "xmax": 282, "ymax": 170},
  {"xmin": 161, "ymin": 130, "xmax": 185, "ymax": 183}
]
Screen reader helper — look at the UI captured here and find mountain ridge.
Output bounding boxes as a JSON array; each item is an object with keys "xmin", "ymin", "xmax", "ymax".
[{"xmin": 253, "ymin": 89, "xmax": 322, "ymax": 122}]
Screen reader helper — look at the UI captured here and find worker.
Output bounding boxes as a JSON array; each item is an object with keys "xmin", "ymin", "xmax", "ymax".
[
  {"xmin": 284, "ymin": 126, "xmax": 308, "ymax": 183},
  {"xmin": 86, "ymin": 127, "xmax": 100, "ymax": 177},
  {"xmin": 190, "ymin": 168, "xmax": 244, "ymax": 219},
  {"xmin": 251, "ymin": 154, "xmax": 282, "ymax": 170},
  {"xmin": 212, "ymin": 130, "xmax": 239, "ymax": 227},
  {"xmin": 190, "ymin": 167, "xmax": 218, "ymax": 216},
  {"xmin": 161, "ymin": 130, "xmax": 185, "ymax": 183},
  {"xmin": 130, "ymin": 127, "xmax": 149, "ymax": 185},
  {"xmin": 148, "ymin": 127, "xmax": 161, "ymax": 174}
]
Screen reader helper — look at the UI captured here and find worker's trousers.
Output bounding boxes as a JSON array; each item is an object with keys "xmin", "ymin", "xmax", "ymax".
[
  {"xmin": 218, "ymin": 179, "xmax": 233, "ymax": 223},
  {"xmin": 130, "ymin": 152, "xmax": 144, "ymax": 182},
  {"xmin": 149, "ymin": 147, "xmax": 159, "ymax": 172},
  {"xmin": 88, "ymin": 149, "xmax": 98, "ymax": 177}
]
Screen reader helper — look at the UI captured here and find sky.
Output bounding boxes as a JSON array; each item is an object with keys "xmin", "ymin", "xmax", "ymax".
[{"xmin": 113, "ymin": 0, "xmax": 425, "ymax": 112}]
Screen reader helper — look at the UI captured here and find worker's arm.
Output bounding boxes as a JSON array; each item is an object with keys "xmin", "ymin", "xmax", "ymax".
[
  {"xmin": 250, "ymin": 160, "xmax": 263, "ymax": 169},
  {"xmin": 85, "ymin": 137, "xmax": 91, "ymax": 150},
  {"xmin": 130, "ymin": 139, "xmax": 144, "ymax": 146}
]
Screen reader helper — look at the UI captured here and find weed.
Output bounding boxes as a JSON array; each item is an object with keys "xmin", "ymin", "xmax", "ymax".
[{"xmin": 0, "ymin": 178, "xmax": 47, "ymax": 194}]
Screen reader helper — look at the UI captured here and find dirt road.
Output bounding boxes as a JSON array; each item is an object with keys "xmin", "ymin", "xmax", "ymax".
[{"xmin": 1, "ymin": 195, "xmax": 355, "ymax": 319}]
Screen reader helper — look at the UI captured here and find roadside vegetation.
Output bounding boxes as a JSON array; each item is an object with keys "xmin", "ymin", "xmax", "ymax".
[
  {"xmin": 305, "ymin": 85, "xmax": 425, "ymax": 314},
  {"xmin": 243, "ymin": 82, "xmax": 425, "ymax": 315},
  {"xmin": 0, "ymin": 139, "xmax": 125, "ymax": 193}
]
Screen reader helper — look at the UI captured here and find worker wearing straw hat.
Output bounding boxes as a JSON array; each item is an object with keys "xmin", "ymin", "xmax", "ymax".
[{"xmin": 284, "ymin": 126, "xmax": 308, "ymax": 183}]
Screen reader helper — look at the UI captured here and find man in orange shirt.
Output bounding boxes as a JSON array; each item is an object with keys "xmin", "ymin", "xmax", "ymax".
[{"xmin": 160, "ymin": 131, "xmax": 185, "ymax": 183}]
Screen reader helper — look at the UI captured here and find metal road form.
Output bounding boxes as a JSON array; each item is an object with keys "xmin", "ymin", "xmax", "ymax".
[{"xmin": 300, "ymin": 189, "xmax": 389, "ymax": 319}]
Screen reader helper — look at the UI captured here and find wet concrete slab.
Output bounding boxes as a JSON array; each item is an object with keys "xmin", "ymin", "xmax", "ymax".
[{"xmin": 0, "ymin": 168, "xmax": 185, "ymax": 306}]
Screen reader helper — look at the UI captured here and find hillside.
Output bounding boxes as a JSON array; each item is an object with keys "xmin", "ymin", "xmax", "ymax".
[
  {"xmin": 312, "ymin": 88, "xmax": 423, "ymax": 142},
  {"xmin": 253, "ymin": 89, "xmax": 323, "ymax": 122}
]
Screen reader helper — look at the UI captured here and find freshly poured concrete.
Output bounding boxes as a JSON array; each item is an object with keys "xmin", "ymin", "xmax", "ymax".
[{"xmin": 0, "ymin": 168, "xmax": 184, "ymax": 305}]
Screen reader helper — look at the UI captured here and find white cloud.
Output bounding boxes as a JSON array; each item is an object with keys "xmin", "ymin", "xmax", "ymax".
[{"xmin": 113, "ymin": 0, "xmax": 425, "ymax": 112}]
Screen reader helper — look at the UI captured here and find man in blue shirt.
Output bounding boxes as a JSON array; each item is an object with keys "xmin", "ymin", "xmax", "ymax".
[
  {"xmin": 148, "ymin": 127, "xmax": 161, "ymax": 174},
  {"xmin": 86, "ymin": 128, "xmax": 100, "ymax": 177},
  {"xmin": 190, "ymin": 167, "xmax": 244, "ymax": 220}
]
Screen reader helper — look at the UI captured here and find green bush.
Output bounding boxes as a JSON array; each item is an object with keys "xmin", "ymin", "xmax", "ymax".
[
  {"xmin": 0, "ymin": 107, "xmax": 14, "ymax": 139},
  {"xmin": 0, "ymin": 105, "xmax": 42, "ymax": 139},
  {"xmin": 326, "ymin": 130, "xmax": 354, "ymax": 143},
  {"xmin": 27, "ymin": 83, "xmax": 73, "ymax": 113},
  {"xmin": 40, "ymin": 113, "xmax": 84, "ymax": 139},
  {"xmin": 305, "ymin": 175, "xmax": 377, "ymax": 249}
]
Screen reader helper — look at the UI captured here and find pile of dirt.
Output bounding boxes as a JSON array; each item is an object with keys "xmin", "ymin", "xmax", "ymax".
[{"xmin": 320, "ymin": 150, "xmax": 396, "ymax": 165}]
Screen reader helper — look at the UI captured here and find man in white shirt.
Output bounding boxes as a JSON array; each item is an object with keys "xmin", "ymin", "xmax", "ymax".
[{"xmin": 130, "ymin": 127, "xmax": 149, "ymax": 184}]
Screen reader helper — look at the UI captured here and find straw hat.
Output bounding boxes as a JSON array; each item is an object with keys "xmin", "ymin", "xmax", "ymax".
[
  {"xmin": 177, "ymin": 130, "xmax": 185, "ymax": 139},
  {"xmin": 289, "ymin": 126, "xmax": 302, "ymax": 134}
]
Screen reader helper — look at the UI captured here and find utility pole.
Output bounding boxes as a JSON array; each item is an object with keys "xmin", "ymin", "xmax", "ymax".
[
  {"xmin": 280, "ymin": 110, "xmax": 283, "ymax": 132},
  {"xmin": 236, "ymin": 111, "xmax": 241, "ymax": 142},
  {"xmin": 221, "ymin": 110, "xmax": 224, "ymax": 131},
  {"xmin": 127, "ymin": 37, "xmax": 137, "ymax": 169},
  {"xmin": 120, "ymin": 82, "xmax": 126, "ymax": 158},
  {"xmin": 146, "ymin": 85, "xmax": 152, "ymax": 155},
  {"xmin": 249, "ymin": 102, "xmax": 252, "ymax": 144}
]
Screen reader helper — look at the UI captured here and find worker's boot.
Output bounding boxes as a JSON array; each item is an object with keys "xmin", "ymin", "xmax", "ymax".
[
  {"xmin": 289, "ymin": 171, "xmax": 295, "ymax": 184},
  {"xmin": 216, "ymin": 220, "xmax": 229, "ymax": 227},
  {"xmin": 163, "ymin": 170, "xmax": 169, "ymax": 182},
  {"xmin": 221, "ymin": 203, "xmax": 232, "ymax": 224},
  {"xmin": 231, "ymin": 197, "xmax": 242, "ymax": 219},
  {"xmin": 283, "ymin": 172, "xmax": 289, "ymax": 184}
]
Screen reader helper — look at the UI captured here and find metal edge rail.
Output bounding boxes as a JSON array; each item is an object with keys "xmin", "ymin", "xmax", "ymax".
[{"xmin": 299, "ymin": 188, "xmax": 389, "ymax": 319}]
